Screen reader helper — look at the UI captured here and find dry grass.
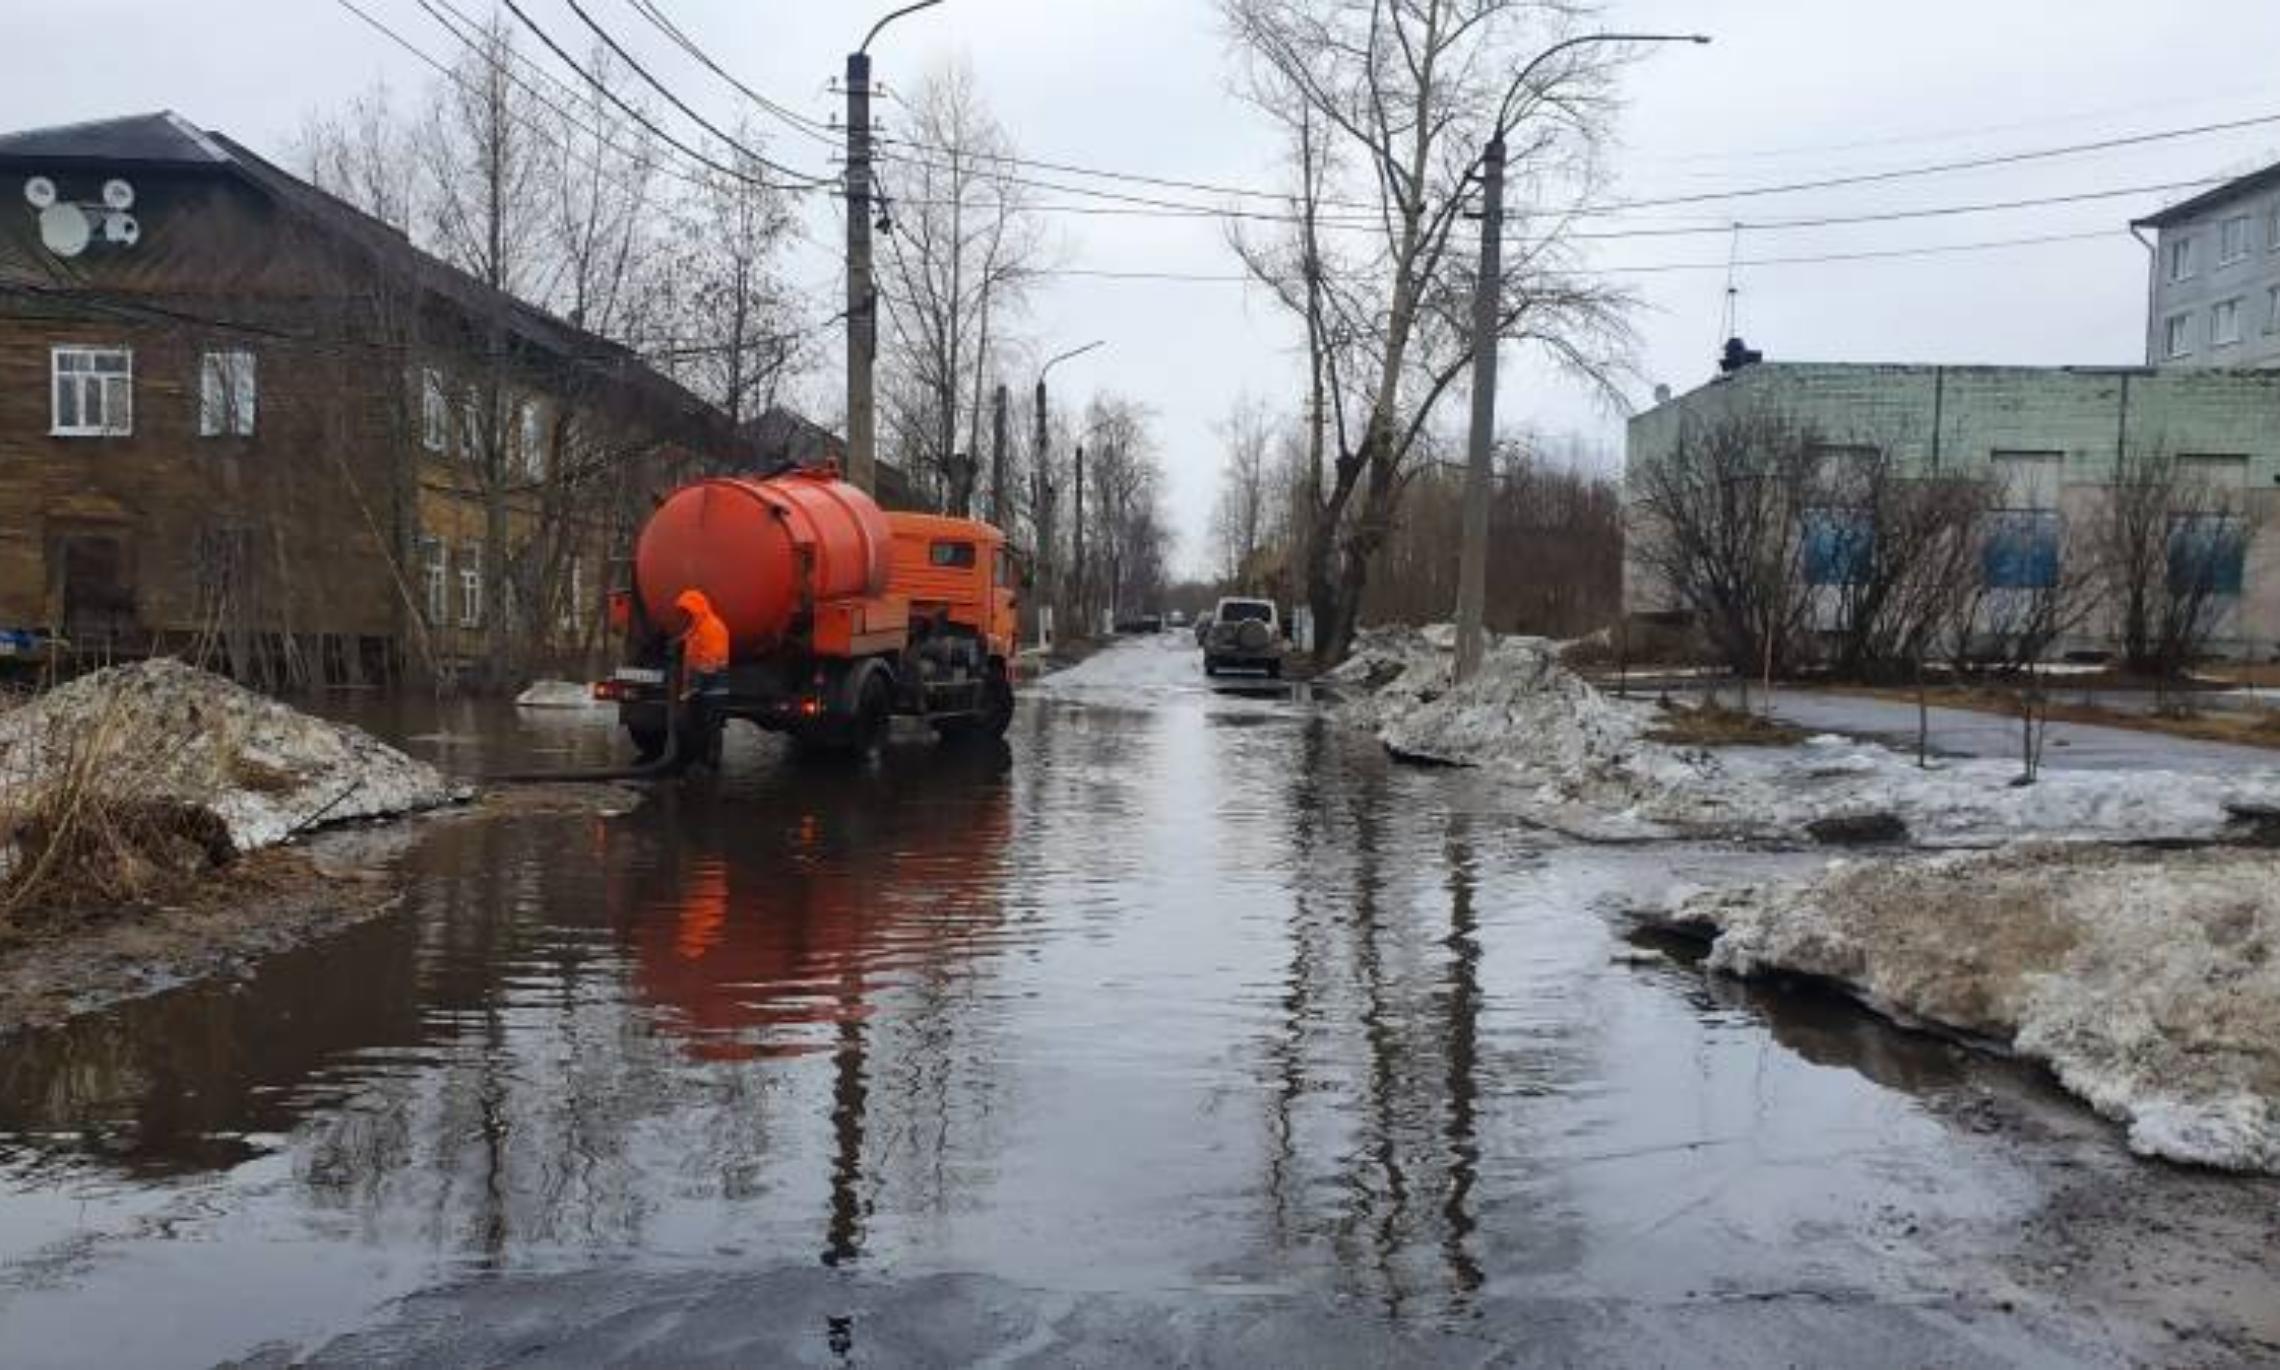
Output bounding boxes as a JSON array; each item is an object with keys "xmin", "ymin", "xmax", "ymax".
[
  {"xmin": 0, "ymin": 698, "xmax": 236, "ymax": 930},
  {"xmin": 1646, "ymin": 700, "xmax": 1808, "ymax": 748}
]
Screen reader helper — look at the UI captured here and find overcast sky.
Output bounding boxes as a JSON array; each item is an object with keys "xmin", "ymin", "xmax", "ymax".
[{"xmin": 5, "ymin": 0, "xmax": 2278, "ymax": 576}]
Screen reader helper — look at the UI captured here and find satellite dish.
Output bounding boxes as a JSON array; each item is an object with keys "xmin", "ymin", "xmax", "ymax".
[
  {"xmin": 102, "ymin": 212, "xmax": 139, "ymax": 246},
  {"xmin": 101, "ymin": 179, "xmax": 135, "ymax": 211},
  {"xmin": 37, "ymin": 202, "xmax": 90, "ymax": 258},
  {"xmin": 23, "ymin": 176, "xmax": 56, "ymax": 209}
]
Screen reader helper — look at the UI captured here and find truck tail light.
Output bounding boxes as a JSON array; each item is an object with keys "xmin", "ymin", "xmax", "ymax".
[{"xmin": 607, "ymin": 590, "xmax": 633, "ymax": 633}]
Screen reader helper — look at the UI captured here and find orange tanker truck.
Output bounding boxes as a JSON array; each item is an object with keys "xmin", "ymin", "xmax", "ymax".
[{"xmin": 596, "ymin": 466, "xmax": 1021, "ymax": 763}]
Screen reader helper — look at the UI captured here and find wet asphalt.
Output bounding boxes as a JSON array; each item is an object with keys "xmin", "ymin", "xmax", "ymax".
[{"xmin": 0, "ymin": 638, "xmax": 2275, "ymax": 1368}]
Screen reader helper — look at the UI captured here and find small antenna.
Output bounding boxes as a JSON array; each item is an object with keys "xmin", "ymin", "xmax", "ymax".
[{"xmin": 1715, "ymin": 221, "xmax": 1743, "ymax": 354}]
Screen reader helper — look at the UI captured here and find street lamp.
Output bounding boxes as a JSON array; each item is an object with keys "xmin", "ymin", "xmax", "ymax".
[
  {"xmin": 845, "ymin": 1, "xmax": 952, "ymax": 495},
  {"xmin": 1032, "ymin": 341, "xmax": 1105, "ymax": 644},
  {"xmin": 1452, "ymin": 32, "xmax": 1710, "ymax": 684}
]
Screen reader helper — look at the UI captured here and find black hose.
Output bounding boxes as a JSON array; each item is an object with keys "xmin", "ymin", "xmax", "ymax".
[{"xmin": 474, "ymin": 692, "xmax": 689, "ymax": 785}]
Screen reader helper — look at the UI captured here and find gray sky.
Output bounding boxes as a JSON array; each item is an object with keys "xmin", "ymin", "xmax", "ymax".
[{"xmin": 5, "ymin": 1, "xmax": 2278, "ymax": 576}]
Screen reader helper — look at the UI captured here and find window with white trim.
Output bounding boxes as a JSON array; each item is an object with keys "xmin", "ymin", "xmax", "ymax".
[
  {"xmin": 2219, "ymin": 214, "xmax": 2251, "ymax": 263},
  {"xmin": 420, "ymin": 369, "xmax": 448, "ymax": 451},
  {"xmin": 52, "ymin": 346, "xmax": 132, "ymax": 436},
  {"xmin": 421, "ymin": 537, "xmax": 449, "ymax": 625},
  {"xmin": 518, "ymin": 399, "xmax": 545, "ymax": 478},
  {"xmin": 198, "ymin": 349, "xmax": 256, "ymax": 437},
  {"xmin": 2167, "ymin": 235, "xmax": 2195, "ymax": 281},
  {"xmin": 2164, "ymin": 312, "xmax": 2194, "ymax": 358},
  {"xmin": 2213, "ymin": 298, "xmax": 2242, "ymax": 347},
  {"xmin": 458, "ymin": 542, "xmax": 484, "ymax": 627}
]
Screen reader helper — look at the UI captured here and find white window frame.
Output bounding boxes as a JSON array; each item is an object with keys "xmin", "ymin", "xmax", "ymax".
[
  {"xmin": 198, "ymin": 349, "xmax": 257, "ymax": 437},
  {"xmin": 458, "ymin": 543, "xmax": 484, "ymax": 628},
  {"xmin": 419, "ymin": 368, "xmax": 448, "ymax": 452},
  {"xmin": 2219, "ymin": 214, "xmax": 2252, "ymax": 264},
  {"xmin": 2212, "ymin": 297, "xmax": 2242, "ymax": 347},
  {"xmin": 2164, "ymin": 312, "xmax": 2194, "ymax": 359},
  {"xmin": 51, "ymin": 345, "xmax": 133, "ymax": 437},
  {"xmin": 2167, "ymin": 235, "xmax": 2195, "ymax": 282},
  {"xmin": 518, "ymin": 399, "xmax": 545, "ymax": 478},
  {"xmin": 421, "ymin": 537, "xmax": 449, "ymax": 625}
]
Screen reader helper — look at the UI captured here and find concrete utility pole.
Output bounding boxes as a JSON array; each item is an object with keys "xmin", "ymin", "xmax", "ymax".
[
  {"xmin": 1033, "ymin": 340, "xmax": 1103, "ymax": 641},
  {"xmin": 1073, "ymin": 443, "xmax": 1086, "ymax": 631},
  {"xmin": 990, "ymin": 383, "xmax": 1009, "ymax": 527},
  {"xmin": 1452, "ymin": 131, "xmax": 1504, "ymax": 685},
  {"xmin": 1451, "ymin": 31, "xmax": 1709, "ymax": 683},
  {"xmin": 845, "ymin": 2, "xmax": 947, "ymax": 495}
]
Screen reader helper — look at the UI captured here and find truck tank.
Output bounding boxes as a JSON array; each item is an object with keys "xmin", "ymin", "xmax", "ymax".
[{"xmin": 633, "ymin": 469, "xmax": 893, "ymax": 656}]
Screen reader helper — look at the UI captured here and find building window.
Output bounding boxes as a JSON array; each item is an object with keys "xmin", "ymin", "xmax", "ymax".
[
  {"xmin": 2169, "ymin": 513, "xmax": 2247, "ymax": 597},
  {"xmin": 2213, "ymin": 298, "xmax": 2242, "ymax": 347},
  {"xmin": 2269, "ymin": 200, "xmax": 2280, "ymax": 252},
  {"xmin": 459, "ymin": 542, "xmax": 484, "ymax": 627},
  {"xmin": 518, "ymin": 400, "xmax": 545, "ymax": 478},
  {"xmin": 420, "ymin": 369, "xmax": 448, "ymax": 451},
  {"xmin": 2164, "ymin": 312, "xmax": 2194, "ymax": 359},
  {"xmin": 2219, "ymin": 214, "xmax": 2252, "ymax": 263},
  {"xmin": 421, "ymin": 537, "xmax": 449, "ymax": 625},
  {"xmin": 52, "ymin": 346, "xmax": 133, "ymax": 436},
  {"xmin": 198, "ymin": 349, "xmax": 256, "ymax": 437},
  {"xmin": 2167, "ymin": 236, "xmax": 2195, "ymax": 281},
  {"xmin": 1984, "ymin": 451, "xmax": 2065, "ymax": 590},
  {"xmin": 2267, "ymin": 285, "xmax": 2280, "ymax": 335}
]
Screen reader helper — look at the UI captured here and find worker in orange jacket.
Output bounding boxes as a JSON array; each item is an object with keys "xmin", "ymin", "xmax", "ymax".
[
  {"xmin": 673, "ymin": 588, "xmax": 731, "ymax": 768},
  {"xmin": 674, "ymin": 589, "xmax": 731, "ymax": 677}
]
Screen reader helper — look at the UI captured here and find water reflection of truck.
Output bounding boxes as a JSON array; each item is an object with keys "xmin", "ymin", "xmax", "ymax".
[{"xmin": 597, "ymin": 468, "xmax": 1021, "ymax": 762}]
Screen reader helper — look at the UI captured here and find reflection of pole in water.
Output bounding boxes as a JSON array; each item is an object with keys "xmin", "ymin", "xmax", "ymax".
[
  {"xmin": 822, "ymin": 1000, "xmax": 869, "ymax": 1268},
  {"xmin": 1440, "ymin": 816, "xmax": 1484, "ymax": 1303},
  {"xmin": 1348, "ymin": 747, "xmax": 1412, "ymax": 1316}
]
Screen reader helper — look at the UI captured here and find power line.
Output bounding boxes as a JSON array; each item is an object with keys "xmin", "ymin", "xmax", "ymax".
[
  {"xmin": 493, "ymin": 0, "xmax": 820, "ymax": 193},
  {"xmin": 1040, "ymin": 227, "xmax": 2127, "ymax": 284},
  {"xmin": 553, "ymin": 0, "xmax": 834, "ymax": 186},
  {"xmin": 619, "ymin": 0, "xmax": 841, "ymax": 148}
]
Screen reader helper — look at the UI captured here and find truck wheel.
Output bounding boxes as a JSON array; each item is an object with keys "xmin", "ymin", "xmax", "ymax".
[
  {"xmin": 976, "ymin": 673, "xmax": 1014, "ymax": 738},
  {"xmin": 1266, "ymin": 658, "xmax": 1284, "ymax": 680}
]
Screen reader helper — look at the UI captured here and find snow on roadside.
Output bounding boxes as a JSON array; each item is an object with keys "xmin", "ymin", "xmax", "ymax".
[
  {"xmin": 1665, "ymin": 845, "xmax": 2280, "ymax": 1173},
  {"xmin": 1323, "ymin": 624, "xmax": 2280, "ymax": 846},
  {"xmin": 1032, "ymin": 632, "xmax": 1212, "ymax": 695},
  {"xmin": 516, "ymin": 679, "xmax": 601, "ymax": 710},
  {"xmin": 0, "ymin": 659, "xmax": 455, "ymax": 853}
]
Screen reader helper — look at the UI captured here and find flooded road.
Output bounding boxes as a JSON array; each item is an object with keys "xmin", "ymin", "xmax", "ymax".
[{"xmin": 2, "ymin": 640, "xmax": 2276, "ymax": 1367}]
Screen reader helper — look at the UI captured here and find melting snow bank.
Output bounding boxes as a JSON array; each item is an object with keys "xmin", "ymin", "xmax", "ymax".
[
  {"xmin": 515, "ymin": 679, "xmax": 600, "ymax": 709},
  {"xmin": 1661, "ymin": 845, "xmax": 2280, "ymax": 1173},
  {"xmin": 0, "ymin": 659, "xmax": 456, "ymax": 855},
  {"xmin": 1324, "ymin": 625, "xmax": 2280, "ymax": 846}
]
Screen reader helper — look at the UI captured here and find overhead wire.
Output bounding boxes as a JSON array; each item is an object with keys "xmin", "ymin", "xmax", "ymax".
[
  {"xmin": 552, "ymin": 0, "xmax": 835, "ymax": 186},
  {"xmin": 619, "ymin": 0, "xmax": 841, "ymax": 147}
]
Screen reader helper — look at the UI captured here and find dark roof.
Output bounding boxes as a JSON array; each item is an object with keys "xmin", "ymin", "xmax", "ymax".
[
  {"xmin": 0, "ymin": 110, "xmax": 230, "ymax": 167},
  {"xmin": 2133, "ymin": 158, "xmax": 2280, "ymax": 229},
  {"xmin": 0, "ymin": 111, "xmax": 731, "ymax": 450}
]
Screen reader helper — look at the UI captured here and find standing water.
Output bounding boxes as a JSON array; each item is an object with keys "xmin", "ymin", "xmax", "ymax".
[{"xmin": 0, "ymin": 638, "xmax": 2274, "ymax": 1367}]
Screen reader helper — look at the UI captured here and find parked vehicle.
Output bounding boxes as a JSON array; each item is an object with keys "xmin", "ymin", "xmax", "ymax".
[
  {"xmin": 597, "ymin": 467, "xmax": 1020, "ymax": 763},
  {"xmin": 1166, "ymin": 610, "xmax": 1188, "ymax": 630},
  {"xmin": 1202, "ymin": 597, "xmax": 1283, "ymax": 677}
]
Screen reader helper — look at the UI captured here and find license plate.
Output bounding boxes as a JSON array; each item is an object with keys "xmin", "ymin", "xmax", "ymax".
[{"xmin": 613, "ymin": 667, "xmax": 665, "ymax": 686}]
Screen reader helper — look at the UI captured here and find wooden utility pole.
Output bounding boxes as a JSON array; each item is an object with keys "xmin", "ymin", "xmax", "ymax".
[
  {"xmin": 843, "ymin": 50, "xmax": 877, "ymax": 494},
  {"xmin": 1453, "ymin": 133, "xmax": 1505, "ymax": 684},
  {"xmin": 990, "ymin": 383, "xmax": 1009, "ymax": 528}
]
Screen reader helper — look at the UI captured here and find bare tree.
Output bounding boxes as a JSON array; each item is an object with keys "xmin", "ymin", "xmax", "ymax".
[
  {"xmin": 297, "ymin": 80, "xmax": 420, "ymax": 235},
  {"xmin": 1211, "ymin": 397, "xmax": 1276, "ymax": 584},
  {"xmin": 876, "ymin": 62, "xmax": 1044, "ymax": 514},
  {"xmin": 661, "ymin": 124, "xmax": 804, "ymax": 432},
  {"xmin": 1224, "ymin": 0, "xmax": 1636, "ymax": 664},
  {"xmin": 2096, "ymin": 445, "xmax": 2257, "ymax": 678},
  {"xmin": 1077, "ymin": 396, "xmax": 1170, "ymax": 627},
  {"xmin": 1628, "ymin": 410, "xmax": 1820, "ymax": 679},
  {"xmin": 1814, "ymin": 449, "xmax": 1993, "ymax": 680}
]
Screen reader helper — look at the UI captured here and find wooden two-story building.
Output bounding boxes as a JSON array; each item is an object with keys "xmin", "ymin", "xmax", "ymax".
[{"xmin": 0, "ymin": 111, "xmax": 738, "ymax": 687}]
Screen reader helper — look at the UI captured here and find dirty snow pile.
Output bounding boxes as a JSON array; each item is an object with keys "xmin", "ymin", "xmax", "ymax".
[
  {"xmin": 1327, "ymin": 625, "xmax": 1704, "ymax": 836},
  {"xmin": 0, "ymin": 659, "xmax": 454, "ymax": 854},
  {"xmin": 1326, "ymin": 625, "xmax": 2280, "ymax": 846},
  {"xmin": 1033, "ymin": 631, "xmax": 1209, "ymax": 694},
  {"xmin": 1664, "ymin": 845, "xmax": 2280, "ymax": 1173}
]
